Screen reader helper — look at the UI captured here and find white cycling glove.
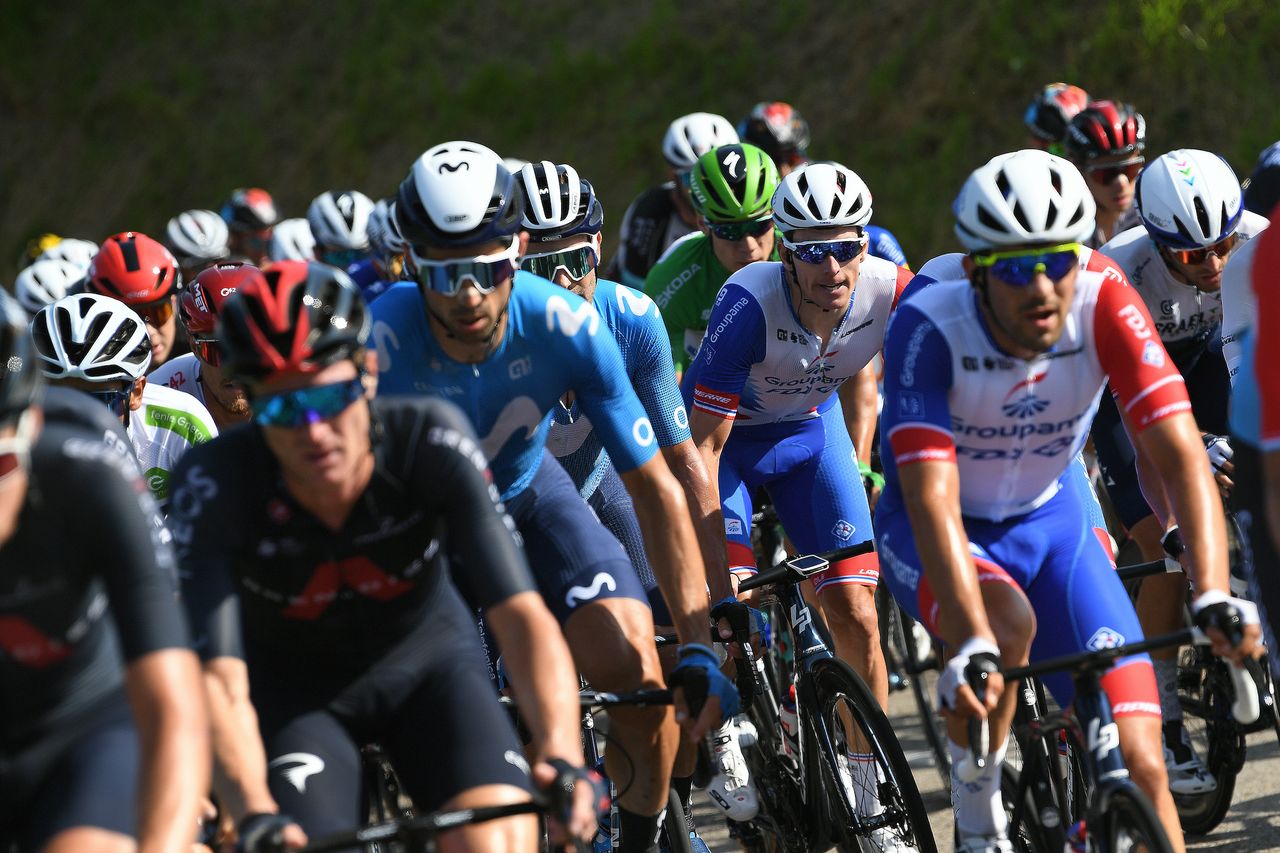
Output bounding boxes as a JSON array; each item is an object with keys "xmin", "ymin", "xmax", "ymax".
[{"xmin": 937, "ymin": 636, "xmax": 1001, "ymax": 711}]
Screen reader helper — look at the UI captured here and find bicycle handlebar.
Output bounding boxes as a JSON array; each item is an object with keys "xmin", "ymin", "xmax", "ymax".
[
  {"xmin": 299, "ymin": 801, "xmax": 545, "ymax": 851},
  {"xmin": 1114, "ymin": 556, "xmax": 1184, "ymax": 583},
  {"xmin": 735, "ymin": 541, "xmax": 875, "ymax": 594}
]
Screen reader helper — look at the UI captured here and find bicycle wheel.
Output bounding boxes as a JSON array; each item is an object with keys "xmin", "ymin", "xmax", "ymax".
[
  {"xmin": 1094, "ymin": 784, "xmax": 1175, "ymax": 853},
  {"xmin": 897, "ymin": 608, "xmax": 950, "ymax": 789},
  {"xmin": 739, "ymin": 652, "xmax": 813, "ymax": 852},
  {"xmin": 660, "ymin": 786, "xmax": 693, "ymax": 853},
  {"xmin": 1174, "ymin": 648, "xmax": 1244, "ymax": 835},
  {"xmin": 805, "ymin": 658, "xmax": 938, "ymax": 852}
]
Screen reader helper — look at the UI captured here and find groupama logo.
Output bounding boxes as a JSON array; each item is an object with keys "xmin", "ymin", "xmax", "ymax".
[{"xmin": 1001, "ymin": 366, "xmax": 1051, "ymax": 418}]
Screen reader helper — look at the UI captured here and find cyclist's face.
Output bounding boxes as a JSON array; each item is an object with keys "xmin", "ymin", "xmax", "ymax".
[
  {"xmin": 255, "ymin": 358, "xmax": 374, "ymax": 490},
  {"xmin": 199, "ymin": 357, "xmax": 251, "ymax": 421},
  {"xmin": 419, "ymin": 235, "xmax": 524, "ymax": 347},
  {"xmin": 710, "ymin": 227, "xmax": 775, "ymax": 274},
  {"xmin": 1161, "ymin": 245, "xmax": 1233, "ymax": 293},
  {"xmin": 1084, "ymin": 154, "xmax": 1140, "ymax": 214},
  {"xmin": 141, "ymin": 297, "xmax": 178, "ymax": 366},
  {"xmin": 982, "ymin": 263, "xmax": 1078, "ymax": 356},
  {"xmin": 785, "ymin": 227, "xmax": 866, "ymax": 314},
  {"xmin": 525, "ymin": 233, "xmax": 600, "ymax": 300}
]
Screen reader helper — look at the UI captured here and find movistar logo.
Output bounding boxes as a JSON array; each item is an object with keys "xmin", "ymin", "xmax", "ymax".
[
  {"xmin": 565, "ymin": 572, "xmax": 617, "ymax": 607},
  {"xmin": 439, "ymin": 161, "xmax": 469, "ymax": 173}
]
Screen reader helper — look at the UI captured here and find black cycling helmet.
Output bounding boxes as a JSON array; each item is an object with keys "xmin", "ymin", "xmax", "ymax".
[
  {"xmin": 217, "ymin": 260, "xmax": 370, "ymax": 383},
  {"xmin": 0, "ymin": 290, "xmax": 44, "ymax": 422},
  {"xmin": 737, "ymin": 102, "xmax": 811, "ymax": 167}
]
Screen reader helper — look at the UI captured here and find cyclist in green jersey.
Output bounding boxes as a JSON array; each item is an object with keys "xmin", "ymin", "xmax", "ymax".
[{"xmin": 643, "ymin": 143, "xmax": 780, "ymax": 382}]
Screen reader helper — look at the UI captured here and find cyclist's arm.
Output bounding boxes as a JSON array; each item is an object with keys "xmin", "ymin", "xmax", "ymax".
[
  {"xmin": 837, "ymin": 361, "xmax": 879, "ymax": 462},
  {"xmin": 203, "ymin": 656, "xmax": 289, "ymax": 822},
  {"xmin": 880, "ymin": 306, "xmax": 994, "ymax": 648},
  {"xmin": 92, "ymin": 449, "xmax": 209, "ymax": 852}
]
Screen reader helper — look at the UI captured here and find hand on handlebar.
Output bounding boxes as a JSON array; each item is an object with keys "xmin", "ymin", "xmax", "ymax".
[
  {"xmin": 937, "ymin": 637, "xmax": 1003, "ymax": 721},
  {"xmin": 711, "ymin": 596, "xmax": 765, "ymax": 659},
  {"xmin": 669, "ymin": 643, "xmax": 740, "ymax": 741},
  {"xmin": 1192, "ymin": 590, "xmax": 1264, "ymax": 663},
  {"xmin": 535, "ymin": 758, "xmax": 608, "ymax": 849}
]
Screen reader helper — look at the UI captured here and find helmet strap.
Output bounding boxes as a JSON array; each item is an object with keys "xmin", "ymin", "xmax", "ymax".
[{"xmin": 784, "ymin": 251, "xmax": 836, "ymax": 313}]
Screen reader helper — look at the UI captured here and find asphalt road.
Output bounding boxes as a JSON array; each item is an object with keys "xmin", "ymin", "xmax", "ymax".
[{"xmin": 691, "ymin": 671, "xmax": 1280, "ymax": 852}]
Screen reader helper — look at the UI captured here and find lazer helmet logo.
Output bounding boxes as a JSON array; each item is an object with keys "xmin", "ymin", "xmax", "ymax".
[
  {"xmin": 1001, "ymin": 366, "xmax": 1051, "ymax": 418},
  {"xmin": 439, "ymin": 161, "xmax": 470, "ymax": 174}
]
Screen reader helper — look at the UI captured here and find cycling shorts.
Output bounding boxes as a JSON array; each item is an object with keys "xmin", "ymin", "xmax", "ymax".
[
  {"xmin": 0, "ymin": 692, "xmax": 138, "ymax": 849},
  {"xmin": 589, "ymin": 464, "xmax": 672, "ymax": 626},
  {"xmin": 721, "ymin": 404, "xmax": 879, "ymax": 594},
  {"xmin": 876, "ymin": 469, "xmax": 1158, "ymax": 716},
  {"xmin": 507, "ymin": 450, "xmax": 649, "ymax": 622}
]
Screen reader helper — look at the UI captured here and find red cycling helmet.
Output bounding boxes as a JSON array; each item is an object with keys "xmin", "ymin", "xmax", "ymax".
[
  {"xmin": 88, "ymin": 232, "xmax": 182, "ymax": 305},
  {"xmin": 1023, "ymin": 83, "xmax": 1090, "ymax": 144},
  {"xmin": 737, "ymin": 101, "xmax": 811, "ymax": 166},
  {"xmin": 221, "ymin": 187, "xmax": 279, "ymax": 232},
  {"xmin": 217, "ymin": 260, "xmax": 370, "ymax": 382},
  {"xmin": 182, "ymin": 262, "xmax": 267, "ymax": 365},
  {"xmin": 1064, "ymin": 100, "xmax": 1146, "ymax": 162}
]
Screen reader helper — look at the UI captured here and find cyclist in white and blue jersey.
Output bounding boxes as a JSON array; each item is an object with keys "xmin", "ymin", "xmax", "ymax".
[{"xmin": 370, "ymin": 141, "xmax": 737, "ymax": 853}]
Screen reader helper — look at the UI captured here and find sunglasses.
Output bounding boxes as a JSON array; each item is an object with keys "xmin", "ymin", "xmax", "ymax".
[
  {"xmin": 709, "ymin": 219, "xmax": 774, "ymax": 242},
  {"xmin": 0, "ymin": 412, "xmax": 36, "ymax": 485},
  {"xmin": 782, "ymin": 237, "xmax": 867, "ymax": 265},
  {"xmin": 1166, "ymin": 232, "xmax": 1239, "ymax": 266},
  {"xmin": 191, "ymin": 335, "xmax": 221, "ymax": 367},
  {"xmin": 972, "ymin": 242, "xmax": 1081, "ymax": 286},
  {"xmin": 411, "ymin": 238, "xmax": 519, "ymax": 297},
  {"xmin": 88, "ymin": 387, "xmax": 132, "ymax": 419},
  {"xmin": 1088, "ymin": 158, "xmax": 1144, "ymax": 184},
  {"xmin": 251, "ymin": 377, "xmax": 365, "ymax": 428},
  {"xmin": 520, "ymin": 242, "xmax": 599, "ymax": 282},
  {"xmin": 136, "ymin": 298, "xmax": 175, "ymax": 326},
  {"xmin": 320, "ymin": 248, "xmax": 367, "ymax": 270}
]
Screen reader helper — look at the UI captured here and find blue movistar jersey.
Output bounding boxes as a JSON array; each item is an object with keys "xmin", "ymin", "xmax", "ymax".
[
  {"xmin": 371, "ymin": 272, "xmax": 659, "ymax": 501},
  {"xmin": 546, "ymin": 280, "xmax": 690, "ymax": 499},
  {"xmin": 866, "ymin": 225, "xmax": 908, "ymax": 268}
]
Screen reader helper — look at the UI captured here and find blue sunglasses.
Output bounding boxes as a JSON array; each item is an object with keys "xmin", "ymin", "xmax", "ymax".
[
  {"xmin": 251, "ymin": 377, "xmax": 365, "ymax": 427},
  {"xmin": 89, "ymin": 387, "xmax": 131, "ymax": 419},
  {"xmin": 783, "ymin": 237, "xmax": 867, "ymax": 265},
  {"xmin": 972, "ymin": 243, "xmax": 1081, "ymax": 286}
]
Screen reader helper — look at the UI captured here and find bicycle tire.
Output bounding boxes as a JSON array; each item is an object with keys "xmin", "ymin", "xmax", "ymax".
[
  {"xmin": 1175, "ymin": 648, "xmax": 1244, "ymax": 835},
  {"xmin": 806, "ymin": 658, "xmax": 938, "ymax": 852},
  {"xmin": 660, "ymin": 786, "xmax": 693, "ymax": 853},
  {"xmin": 1000, "ymin": 765, "xmax": 1053, "ymax": 853},
  {"xmin": 898, "ymin": 607, "xmax": 950, "ymax": 789},
  {"xmin": 1095, "ymin": 784, "xmax": 1175, "ymax": 853}
]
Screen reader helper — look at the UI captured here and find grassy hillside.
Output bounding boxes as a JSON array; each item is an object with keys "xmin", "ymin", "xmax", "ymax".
[{"xmin": 3, "ymin": 0, "xmax": 1278, "ymax": 277}]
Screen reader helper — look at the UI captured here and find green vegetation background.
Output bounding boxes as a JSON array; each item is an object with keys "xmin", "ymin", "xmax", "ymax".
[{"xmin": 3, "ymin": 0, "xmax": 1277, "ymax": 277}]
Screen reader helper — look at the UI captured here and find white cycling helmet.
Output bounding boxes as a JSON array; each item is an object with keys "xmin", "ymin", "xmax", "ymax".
[
  {"xmin": 518, "ymin": 161, "xmax": 604, "ymax": 242},
  {"xmin": 166, "ymin": 209, "xmax": 231, "ymax": 264},
  {"xmin": 1136, "ymin": 149, "xmax": 1244, "ymax": 249},
  {"xmin": 771, "ymin": 162, "xmax": 873, "ymax": 235},
  {"xmin": 395, "ymin": 141, "xmax": 524, "ymax": 249},
  {"xmin": 953, "ymin": 149, "xmax": 1096, "ymax": 251},
  {"xmin": 306, "ymin": 190, "xmax": 374, "ymax": 251},
  {"xmin": 502, "ymin": 156, "xmax": 531, "ymax": 174},
  {"xmin": 367, "ymin": 198, "xmax": 409, "ymax": 257},
  {"xmin": 662, "ymin": 112, "xmax": 739, "ymax": 171},
  {"xmin": 14, "ymin": 258, "xmax": 85, "ymax": 315},
  {"xmin": 268, "ymin": 218, "xmax": 318, "ymax": 262},
  {"xmin": 30, "ymin": 293, "xmax": 152, "ymax": 382},
  {"xmin": 36, "ymin": 237, "xmax": 99, "ymax": 275}
]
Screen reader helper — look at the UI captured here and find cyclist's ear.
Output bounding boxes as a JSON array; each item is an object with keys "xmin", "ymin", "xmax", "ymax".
[
  {"xmin": 961, "ymin": 255, "xmax": 976, "ymax": 277},
  {"xmin": 360, "ymin": 349, "xmax": 379, "ymax": 396}
]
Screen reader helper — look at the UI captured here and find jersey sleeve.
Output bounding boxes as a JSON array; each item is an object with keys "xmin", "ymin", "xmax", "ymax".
[
  {"xmin": 686, "ymin": 283, "xmax": 768, "ymax": 420},
  {"xmin": 410, "ymin": 401, "xmax": 539, "ymax": 610},
  {"xmin": 78, "ymin": 444, "xmax": 191, "ymax": 660},
  {"xmin": 622, "ymin": 291, "xmax": 692, "ymax": 446},
  {"xmin": 880, "ymin": 305, "xmax": 956, "ymax": 466},
  {"xmin": 552, "ymin": 297, "xmax": 660, "ymax": 474},
  {"xmin": 890, "ymin": 264, "xmax": 914, "ymax": 311},
  {"xmin": 370, "ymin": 286, "xmax": 424, "ymax": 396},
  {"xmin": 1250, "ymin": 221, "xmax": 1280, "ymax": 446},
  {"xmin": 169, "ymin": 442, "xmax": 247, "ymax": 661},
  {"xmin": 1093, "ymin": 275, "xmax": 1191, "ymax": 431}
]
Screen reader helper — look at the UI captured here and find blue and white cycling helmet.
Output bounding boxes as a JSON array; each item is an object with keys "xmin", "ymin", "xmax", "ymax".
[
  {"xmin": 395, "ymin": 141, "xmax": 524, "ymax": 249},
  {"xmin": 953, "ymin": 149, "xmax": 1095, "ymax": 251},
  {"xmin": 1136, "ymin": 149, "xmax": 1243, "ymax": 249},
  {"xmin": 518, "ymin": 161, "xmax": 604, "ymax": 243}
]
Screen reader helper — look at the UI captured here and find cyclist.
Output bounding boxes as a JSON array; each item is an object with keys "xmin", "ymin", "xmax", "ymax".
[
  {"xmin": 517, "ymin": 160, "xmax": 749, "ymax": 833},
  {"xmin": 737, "ymin": 101, "xmax": 810, "ymax": 178},
  {"xmin": 17, "ymin": 232, "xmax": 64, "ymax": 270},
  {"xmin": 374, "ymin": 141, "xmax": 738, "ymax": 853},
  {"xmin": 30, "ymin": 293, "xmax": 217, "ymax": 506},
  {"xmin": 267, "ymin": 218, "xmax": 317, "ymax": 263},
  {"xmin": 1097, "ymin": 149, "xmax": 1269, "ymax": 791},
  {"xmin": 1242, "ymin": 140, "xmax": 1280, "ymax": 216},
  {"xmin": 307, "ymin": 189, "xmax": 374, "ymax": 271},
  {"xmin": 168, "ymin": 261, "xmax": 598, "ymax": 851},
  {"xmin": 644, "ymin": 142, "xmax": 780, "ymax": 381},
  {"xmin": 13, "ymin": 256, "xmax": 85, "ymax": 316},
  {"xmin": 605, "ymin": 112, "xmax": 739, "ymax": 290},
  {"xmin": 166, "ymin": 208, "xmax": 231, "ymax": 280},
  {"xmin": 877, "ymin": 148, "xmax": 1261, "ymax": 853},
  {"xmin": 359, "ymin": 197, "xmax": 409, "ymax": 301},
  {"xmin": 684, "ymin": 161, "xmax": 912, "ymax": 826},
  {"xmin": 1023, "ymin": 81, "xmax": 1090, "ymax": 155},
  {"xmin": 85, "ymin": 231, "xmax": 184, "ymax": 368},
  {"xmin": 149, "ymin": 262, "xmax": 257, "ymax": 432},
  {"xmin": 0, "ymin": 289, "xmax": 210, "ymax": 852},
  {"xmin": 221, "ymin": 187, "xmax": 279, "ymax": 266},
  {"xmin": 1229, "ymin": 206, "xmax": 1280, "ymax": 678},
  {"xmin": 35, "ymin": 237, "xmax": 100, "ymax": 276},
  {"xmin": 1063, "ymin": 100, "xmax": 1146, "ymax": 247}
]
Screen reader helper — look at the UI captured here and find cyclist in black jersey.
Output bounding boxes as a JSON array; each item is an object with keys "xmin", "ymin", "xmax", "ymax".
[
  {"xmin": 0, "ymin": 290, "xmax": 211, "ymax": 852},
  {"xmin": 168, "ymin": 262, "xmax": 595, "ymax": 852}
]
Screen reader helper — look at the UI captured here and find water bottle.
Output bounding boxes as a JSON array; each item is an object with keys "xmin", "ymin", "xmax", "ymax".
[{"xmin": 779, "ymin": 683, "xmax": 800, "ymax": 761}]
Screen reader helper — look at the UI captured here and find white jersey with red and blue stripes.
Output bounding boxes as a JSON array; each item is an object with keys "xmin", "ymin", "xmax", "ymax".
[{"xmin": 879, "ymin": 270, "xmax": 1191, "ymax": 522}]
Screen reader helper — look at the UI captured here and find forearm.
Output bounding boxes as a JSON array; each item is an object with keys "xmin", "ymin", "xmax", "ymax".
[
  {"xmin": 204, "ymin": 662, "xmax": 278, "ymax": 821},
  {"xmin": 663, "ymin": 442, "xmax": 733, "ymax": 602},
  {"xmin": 488, "ymin": 594, "xmax": 584, "ymax": 765},
  {"xmin": 126, "ymin": 650, "xmax": 211, "ymax": 853},
  {"xmin": 840, "ymin": 365, "xmax": 880, "ymax": 462},
  {"xmin": 1143, "ymin": 417, "xmax": 1228, "ymax": 594},
  {"xmin": 631, "ymin": 473, "xmax": 712, "ymax": 645}
]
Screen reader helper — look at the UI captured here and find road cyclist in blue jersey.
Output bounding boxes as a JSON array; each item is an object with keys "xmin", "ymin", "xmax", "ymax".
[{"xmin": 371, "ymin": 141, "xmax": 738, "ymax": 853}]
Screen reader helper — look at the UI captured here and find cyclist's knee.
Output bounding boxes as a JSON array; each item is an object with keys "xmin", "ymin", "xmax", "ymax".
[
  {"xmin": 820, "ymin": 583, "xmax": 879, "ymax": 635},
  {"xmin": 565, "ymin": 598, "xmax": 663, "ymax": 692},
  {"xmin": 980, "ymin": 583, "xmax": 1035, "ymax": 663}
]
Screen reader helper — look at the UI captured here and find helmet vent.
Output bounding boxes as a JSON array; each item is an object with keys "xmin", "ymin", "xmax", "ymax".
[
  {"xmin": 995, "ymin": 170, "xmax": 1011, "ymax": 199},
  {"xmin": 783, "ymin": 198, "xmax": 805, "ymax": 222},
  {"xmin": 1066, "ymin": 201, "xmax": 1086, "ymax": 227},
  {"xmin": 977, "ymin": 204, "xmax": 1004, "ymax": 232},
  {"xmin": 1193, "ymin": 196, "xmax": 1211, "ymax": 239},
  {"xmin": 1011, "ymin": 201, "xmax": 1032, "ymax": 232},
  {"xmin": 1046, "ymin": 200, "xmax": 1059, "ymax": 225}
]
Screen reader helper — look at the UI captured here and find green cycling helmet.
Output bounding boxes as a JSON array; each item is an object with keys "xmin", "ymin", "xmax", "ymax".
[{"xmin": 689, "ymin": 143, "xmax": 779, "ymax": 223}]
